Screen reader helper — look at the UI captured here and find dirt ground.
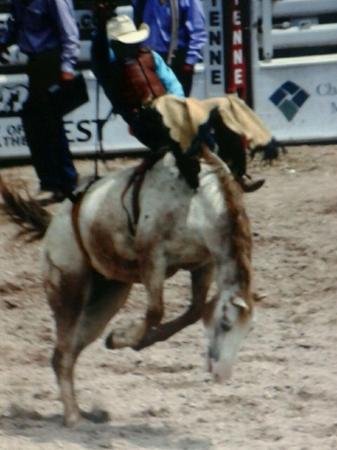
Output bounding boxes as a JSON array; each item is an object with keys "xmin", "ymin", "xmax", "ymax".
[{"xmin": 0, "ymin": 145, "xmax": 336, "ymax": 450}]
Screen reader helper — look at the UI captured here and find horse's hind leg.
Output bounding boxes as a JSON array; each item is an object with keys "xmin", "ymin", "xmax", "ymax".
[
  {"xmin": 49, "ymin": 268, "xmax": 131, "ymax": 427},
  {"xmin": 47, "ymin": 262, "xmax": 89, "ymax": 427}
]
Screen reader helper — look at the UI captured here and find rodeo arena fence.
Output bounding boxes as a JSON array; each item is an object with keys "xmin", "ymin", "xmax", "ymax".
[{"xmin": 1, "ymin": 0, "xmax": 337, "ymax": 160}]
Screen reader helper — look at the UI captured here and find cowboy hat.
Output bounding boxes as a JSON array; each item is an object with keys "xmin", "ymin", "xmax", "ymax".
[{"xmin": 106, "ymin": 15, "xmax": 150, "ymax": 44}]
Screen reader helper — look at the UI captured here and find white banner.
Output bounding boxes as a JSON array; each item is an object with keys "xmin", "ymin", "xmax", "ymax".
[
  {"xmin": 0, "ymin": 71, "xmax": 145, "ymax": 159},
  {"xmin": 251, "ymin": 0, "xmax": 337, "ymax": 142},
  {"xmin": 253, "ymin": 57, "xmax": 337, "ymax": 142},
  {"xmin": 203, "ymin": 0, "xmax": 225, "ymax": 97}
]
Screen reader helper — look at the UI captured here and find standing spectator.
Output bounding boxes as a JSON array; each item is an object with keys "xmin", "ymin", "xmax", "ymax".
[
  {"xmin": 0, "ymin": 0, "xmax": 80, "ymax": 203},
  {"xmin": 132, "ymin": 0, "xmax": 206, "ymax": 96}
]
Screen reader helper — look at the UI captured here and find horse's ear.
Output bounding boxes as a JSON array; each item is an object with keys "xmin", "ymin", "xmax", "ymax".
[{"xmin": 231, "ymin": 296, "xmax": 248, "ymax": 311}]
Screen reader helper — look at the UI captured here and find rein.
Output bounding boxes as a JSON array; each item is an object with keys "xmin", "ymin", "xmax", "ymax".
[
  {"xmin": 71, "ymin": 192, "xmax": 93, "ymax": 267},
  {"xmin": 70, "ymin": 177, "xmax": 100, "ymax": 268},
  {"xmin": 121, "ymin": 152, "xmax": 164, "ymax": 235}
]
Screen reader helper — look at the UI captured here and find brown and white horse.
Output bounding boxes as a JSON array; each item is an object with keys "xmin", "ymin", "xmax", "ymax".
[{"xmin": 0, "ymin": 149, "xmax": 255, "ymax": 427}]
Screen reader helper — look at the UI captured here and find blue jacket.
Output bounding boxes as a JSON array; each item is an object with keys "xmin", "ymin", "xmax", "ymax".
[
  {"xmin": 0, "ymin": 0, "xmax": 79, "ymax": 73},
  {"xmin": 132, "ymin": 0, "xmax": 206, "ymax": 65}
]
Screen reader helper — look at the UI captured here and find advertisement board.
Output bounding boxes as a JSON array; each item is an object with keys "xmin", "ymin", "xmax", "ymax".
[
  {"xmin": 0, "ymin": 71, "xmax": 145, "ymax": 158},
  {"xmin": 252, "ymin": 56, "xmax": 337, "ymax": 143},
  {"xmin": 203, "ymin": 0, "xmax": 225, "ymax": 97},
  {"xmin": 250, "ymin": 0, "xmax": 337, "ymax": 143}
]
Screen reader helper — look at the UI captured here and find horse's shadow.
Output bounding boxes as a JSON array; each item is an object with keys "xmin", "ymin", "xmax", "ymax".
[{"xmin": 0, "ymin": 404, "xmax": 213, "ymax": 450}]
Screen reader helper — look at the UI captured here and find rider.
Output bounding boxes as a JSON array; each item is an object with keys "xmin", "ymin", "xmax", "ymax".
[
  {"xmin": 91, "ymin": 5, "xmax": 184, "ymax": 151},
  {"xmin": 91, "ymin": 4, "xmax": 265, "ymax": 192}
]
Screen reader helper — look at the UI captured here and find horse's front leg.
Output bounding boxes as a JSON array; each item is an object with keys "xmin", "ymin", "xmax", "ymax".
[
  {"xmin": 134, "ymin": 263, "xmax": 214, "ymax": 350},
  {"xmin": 107, "ymin": 247, "xmax": 165, "ymax": 349}
]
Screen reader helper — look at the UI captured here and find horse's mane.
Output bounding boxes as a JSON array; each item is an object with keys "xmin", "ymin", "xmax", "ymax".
[{"xmin": 202, "ymin": 149, "xmax": 253, "ymax": 307}]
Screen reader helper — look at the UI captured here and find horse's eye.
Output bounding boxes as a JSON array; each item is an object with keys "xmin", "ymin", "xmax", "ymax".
[{"xmin": 220, "ymin": 318, "xmax": 232, "ymax": 332}]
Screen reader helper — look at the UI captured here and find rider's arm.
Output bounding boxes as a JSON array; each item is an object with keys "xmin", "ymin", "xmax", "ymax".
[
  {"xmin": 91, "ymin": 23, "xmax": 117, "ymax": 88},
  {"xmin": 152, "ymin": 51, "xmax": 185, "ymax": 97}
]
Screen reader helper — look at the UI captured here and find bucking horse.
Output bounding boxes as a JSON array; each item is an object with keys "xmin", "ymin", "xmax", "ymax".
[{"xmin": 1, "ymin": 144, "xmax": 257, "ymax": 427}]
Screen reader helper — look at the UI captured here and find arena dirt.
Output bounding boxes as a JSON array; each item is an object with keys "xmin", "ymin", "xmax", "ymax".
[{"xmin": 0, "ymin": 145, "xmax": 336, "ymax": 450}]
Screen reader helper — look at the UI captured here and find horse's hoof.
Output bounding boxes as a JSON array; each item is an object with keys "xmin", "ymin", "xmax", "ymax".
[
  {"xmin": 105, "ymin": 331, "xmax": 127, "ymax": 349},
  {"xmin": 105, "ymin": 333, "xmax": 115, "ymax": 350},
  {"xmin": 105, "ymin": 323, "xmax": 146, "ymax": 349},
  {"xmin": 81, "ymin": 408, "xmax": 111, "ymax": 424},
  {"xmin": 253, "ymin": 291, "xmax": 267, "ymax": 302},
  {"xmin": 64, "ymin": 411, "xmax": 81, "ymax": 428}
]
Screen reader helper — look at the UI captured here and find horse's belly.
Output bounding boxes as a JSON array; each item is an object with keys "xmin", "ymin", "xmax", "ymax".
[
  {"xmin": 165, "ymin": 239, "xmax": 211, "ymax": 268},
  {"xmin": 87, "ymin": 238, "xmax": 141, "ymax": 282},
  {"xmin": 93, "ymin": 261, "xmax": 141, "ymax": 283}
]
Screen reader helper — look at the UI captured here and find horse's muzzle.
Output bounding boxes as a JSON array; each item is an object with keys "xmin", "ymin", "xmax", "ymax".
[{"xmin": 207, "ymin": 357, "xmax": 233, "ymax": 383}]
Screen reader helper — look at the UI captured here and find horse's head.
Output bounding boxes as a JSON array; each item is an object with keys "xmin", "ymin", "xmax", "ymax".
[{"xmin": 203, "ymin": 291, "xmax": 254, "ymax": 382}]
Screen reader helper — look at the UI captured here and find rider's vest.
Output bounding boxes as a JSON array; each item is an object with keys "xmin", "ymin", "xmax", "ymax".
[{"xmin": 117, "ymin": 48, "xmax": 166, "ymax": 112}]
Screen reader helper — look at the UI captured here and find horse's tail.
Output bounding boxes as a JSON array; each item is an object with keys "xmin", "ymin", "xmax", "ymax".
[
  {"xmin": 0, "ymin": 175, "xmax": 51, "ymax": 240},
  {"xmin": 202, "ymin": 148, "xmax": 253, "ymax": 303}
]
